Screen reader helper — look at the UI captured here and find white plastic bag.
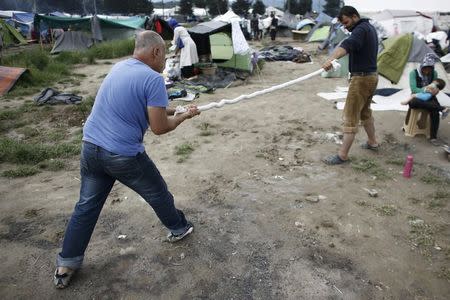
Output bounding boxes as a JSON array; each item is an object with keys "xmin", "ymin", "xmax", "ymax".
[{"xmin": 163, "ymin": 57, "xmax": 181, "ymax": 80}]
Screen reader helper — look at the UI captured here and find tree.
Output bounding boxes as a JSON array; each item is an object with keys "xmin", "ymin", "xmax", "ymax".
[
  {"xmin": 231, "ymin": 0, "xmax": 251, "ymax": 17},
  {"xmin": 179, "ymin": 0, "xmax": 193, "ymax": 16},
  {"xmin": 299, "ymin": 0, "xmax": 312, "ymax": 15},
  {"xmin": 131, "ymin": 0, "xmax": 154, "ymax": 14},
  {"xmin": 193, "ymin": 0, "xmax": 207, "ymax": 8},
  {"xmin": 323, "ymin": 0, "xmax": 341, "ymax": 17},
  {"xmin": 285, "ymin": 0, "xmax": 299, "ymax": 15},
  {"xmin": 252, "ymin": 0, "xmax": 266, "ymax": 15},
  {"xmin": 207, "ymin": 0, "xmax": 228, "ymax": 16}
]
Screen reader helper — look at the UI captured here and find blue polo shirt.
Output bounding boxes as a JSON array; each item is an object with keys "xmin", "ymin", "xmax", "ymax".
[
  {"xmin": 340, "ymin": 19, "xmax": 378, "ymax": 73},
  {"xmin": 83, "ymin": 58, "xmax": 168, "ymax": 156}
]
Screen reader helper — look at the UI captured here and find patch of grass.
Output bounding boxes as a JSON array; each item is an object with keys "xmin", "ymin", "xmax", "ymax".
[
  {"xmin": 46, "ymin": 129, "xmax": 67, "ymax": 142},
  {"xmin": 421, "ymin": 172, "xmax": 444, "ymax": 185},
  {"xmin": 409, "ymin": 218, "xmax": 436, "ymax": 254},
  {"xmin": 198, "ymin": 122, "xmax": 215, "ymax": 136},
  {"xmin": 54, "ymin": 51, "xmax": 84, "ymax": 65},
  {"xmin": 2, "ymin": 39, "xmax": 133, "ymax": 97},
  {"xmin": 17, "ymin": 126, "xmax": 40, "ymax": 139},
  {"xmin": 0, "ymin": 138, "xmax": 79, "ymax": 165},
  {"xmin": 385, "ymin": 157, "xmax": 404, "ymax": 166},
  {"xmin": 85, "ymin": 38, "xmax": 134, "ymax": 60},
  {"xmin": 408, "ymin": 197, "xmax": 422, "ymax": 204},
  {"xmin": 376, "ymin": 205, "xmax": 397, "ymax": 216},
  {"xmin": 351, "ymin": 157, "xmax": 391, "ymax": 180},
  {"xmin": 2, "ymin": 166, "xmax": 40, "ymax": 178},
  {"xmin": 38, "ymin": 159, "xmax": 66, "ymax": 171},
  {"xmin": 438, "ymin": 267, "xmax": 450, "ymax": 281},
  {"xmin": 427, "ymin": 190, "xmax": 450, "ymax": 209},
  {"xmin": 355, "ymin": 200, "xmax": 371, "ymax": 207},
  {"xmin": 175, "ymin": 143, "xmax": 195, "ymax": 163}
]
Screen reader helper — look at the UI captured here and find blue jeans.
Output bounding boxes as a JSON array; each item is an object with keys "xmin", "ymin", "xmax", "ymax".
[{"xmin": 57, "ymin": 142, "xmax": 189, "ymax": 269}]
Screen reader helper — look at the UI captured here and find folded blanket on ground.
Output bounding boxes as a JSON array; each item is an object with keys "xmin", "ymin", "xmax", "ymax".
[
  {"xmin": 259, "ymin": 45, "xmax": 311, "ymax": 63},
  {"xmin": 34, "ymin": 88, "xmax": 82, "ymax": 105}
]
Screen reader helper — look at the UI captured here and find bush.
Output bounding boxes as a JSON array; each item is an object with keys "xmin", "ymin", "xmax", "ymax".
[
  {"xmin": 2, "ymin": 166, "xmax": 40, "ymax": 178},
  {"xmin": 0, "ymin": 138, "xmax": 80, "ymax": 165},
  {"xmin": 54, "ymin": 51, "xmax": 84, "ymax": 65},
  {"xmin": 25, "ymin": 49, "xmax": 50, "ymax": 70}
]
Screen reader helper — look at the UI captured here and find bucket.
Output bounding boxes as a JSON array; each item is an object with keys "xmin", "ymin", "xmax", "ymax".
[{"xmin": 200, "ymin": 65, "xmax": 217, "ymax": 76}]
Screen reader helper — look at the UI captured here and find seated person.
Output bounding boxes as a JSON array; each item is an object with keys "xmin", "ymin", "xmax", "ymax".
[
  {"xmin": 401, "ymin": 78, "xmax": 449, "ymax": 119},
  {"xmin": 402, "ymin": 78, "xmax": 446, "ymax": 103}
]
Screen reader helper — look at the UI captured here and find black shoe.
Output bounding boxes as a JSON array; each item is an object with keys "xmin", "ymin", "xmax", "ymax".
[
  {"xmin": 167, "ymin": 222, "xmax": 194, "ymax": 243},
  {"xmin": 53, "ymin": 268, "xmax": 75, "ymax": 289}
]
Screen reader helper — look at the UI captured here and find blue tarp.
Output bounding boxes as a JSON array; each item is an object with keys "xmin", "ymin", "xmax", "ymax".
[
  {"xmin": 315, "ymin": 12, "xmax": 333, "ymax": 24},
  {"xmin": 12, "ymin": 12, "xmax": 34, "ymax": 24}
]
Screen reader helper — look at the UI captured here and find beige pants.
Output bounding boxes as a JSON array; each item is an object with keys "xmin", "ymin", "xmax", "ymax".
[{"xmin": 343, "ymin": 75, "xmax": 378, "ymax": 133}]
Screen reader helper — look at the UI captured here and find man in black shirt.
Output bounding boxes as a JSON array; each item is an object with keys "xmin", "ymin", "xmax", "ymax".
[
  {"xmin": 269, "ymin": 12, "xmax": 278, "ymax": 41},
  {"xmin": 322, "ymin": 6, "xmax": 379, "ymax": 165}
]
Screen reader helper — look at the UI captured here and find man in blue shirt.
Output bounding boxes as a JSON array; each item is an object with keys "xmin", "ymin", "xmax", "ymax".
[
  {"xmin": 322, "ymin": 6, "xmax": 379, "ymax": 165},
  {"xmin": 54, "ymin": 31, "xmax": 200, "ymax": 288}
]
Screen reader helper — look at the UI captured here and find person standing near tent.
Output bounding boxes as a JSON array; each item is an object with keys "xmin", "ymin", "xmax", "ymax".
[
  {"xmin": 53, "ymin": 31, "xmax": 200, "ymax": 289},
  {"xmin": 322, "ymin": 6, "xmax": 379, "ymax": 165},
  {"xmin": 407, "ymin": 53, "xmax": 449, "ymax": 146},
  {"xmin": 269, "ymin": 12, "xmax": 278, "ymax": 41},
  {"xmin": 168, "ymin": 19, "xmax": 199, "ymax": 78},
  {"xmin": 251, "ymin": 13, "xmax": 259, "ymax": 41}
]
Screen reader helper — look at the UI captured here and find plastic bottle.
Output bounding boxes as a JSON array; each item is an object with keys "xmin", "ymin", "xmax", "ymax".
[{"xmin": 403, "ymin": 154, "xmax": 414, "ymax": 178}]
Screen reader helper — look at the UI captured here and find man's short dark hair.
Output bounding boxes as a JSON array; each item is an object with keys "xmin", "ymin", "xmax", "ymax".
[
  {"xmin": 435, "ymin": 78, "xmax": 446, "ymax": 90},
  {"xmin": 338, "ymin": 6, "xmax": 360, "ymax": 21}
]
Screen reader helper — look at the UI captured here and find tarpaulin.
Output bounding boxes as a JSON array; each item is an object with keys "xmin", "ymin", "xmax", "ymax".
[{"xmin": 0, "ymin": 66, "xmax": 27, "ymax": 96}]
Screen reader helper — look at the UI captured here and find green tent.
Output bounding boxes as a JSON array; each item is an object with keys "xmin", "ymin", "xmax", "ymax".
[
  {"xmin": 377, "ymin": 34, "xmax": 413, "ymax": 84},
  {"xmin": 308, "ymin": 26, "xmax": 330, "ymax": 42},
  {"xmin": 0, "ymin": 19, "xmax": 27, "ymax": 46},
  {"xmin": 34, "ymin": 14, "xmax": 146, "ymax": 42},
  {"xmin": 208, "ymin": 32, "xmax": 252, "ymax": 72}
]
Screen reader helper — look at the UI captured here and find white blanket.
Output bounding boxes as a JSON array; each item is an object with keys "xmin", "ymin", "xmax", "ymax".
[{"xmin": 320, "ymin": 88, "xmax": 450, "ymax": 112}]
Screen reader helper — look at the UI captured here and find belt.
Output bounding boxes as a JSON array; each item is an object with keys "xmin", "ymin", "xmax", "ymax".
[{"xmin": 350, "ymin": 72, "xmax": 377, "ymax": 77}]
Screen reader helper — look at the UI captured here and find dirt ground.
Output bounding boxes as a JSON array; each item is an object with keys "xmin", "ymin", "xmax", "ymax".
[{"xmin": 1, "ymin": 37, "xmax": 449, "ymax": 299}]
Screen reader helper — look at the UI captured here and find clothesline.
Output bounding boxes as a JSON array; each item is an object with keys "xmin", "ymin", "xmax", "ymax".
[{"xmin": 175, "ymin": 61, "xmax": 339, "ymax": 114}]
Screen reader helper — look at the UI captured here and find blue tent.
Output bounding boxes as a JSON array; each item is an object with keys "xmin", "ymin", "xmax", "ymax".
[{"xmin": 10, "ymin": 12, "xmax": 34, "ymax": 38}]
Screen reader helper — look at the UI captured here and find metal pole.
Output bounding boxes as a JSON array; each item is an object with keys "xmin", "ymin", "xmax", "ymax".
[
  {"xmin": 162, "ymin": 0, "xmax": 165, "ymax": 18},
  {"xmin": 94, "ymin": 0, "xmax": 97, "ymax": 15}
]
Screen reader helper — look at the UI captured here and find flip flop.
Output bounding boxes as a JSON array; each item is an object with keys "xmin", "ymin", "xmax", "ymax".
[
  {"xmin": 429, "ymin": 139, "xmax": 441, "ymax": 146},
  {"xmin": 323, "ymin": 154, "xmax": 348, "ymax": 165},
  {"xmin": 361, "ymin": 142, "xmax": 379, "ymax": 151}
]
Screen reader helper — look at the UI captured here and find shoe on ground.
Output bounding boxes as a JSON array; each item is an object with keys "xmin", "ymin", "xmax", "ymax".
[
  {"xmin": 323, "ymin": 154, "xmax": 348, "ymax": 165},
  {"xmin": 361, "ymin": 142, "xmax": 379, "ymax": 151},
  {"xmin": 429, "ymin": 139, "xmax": 442, "ymax": 146},
  {"xmin": 53, "ymin": 268, "xmax": 75, "ymax": 289},
  {"xmin": 167, "ymin": 222, "xmax": 194, "ymax": 243}
]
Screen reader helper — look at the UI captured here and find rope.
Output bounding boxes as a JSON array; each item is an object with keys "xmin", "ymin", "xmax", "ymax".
[{"xmin": 175, "ymin": 61, "xmax": 340, "ymax": 114}]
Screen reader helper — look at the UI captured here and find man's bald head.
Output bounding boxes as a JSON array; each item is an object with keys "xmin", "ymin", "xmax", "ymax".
[
  {"xmin": 134, "ymin": 30, "xmax": 165, "ymax": 55},
  {"xmin": 133, "ymin": 30, "xmax": 166, "ymax": 73}
]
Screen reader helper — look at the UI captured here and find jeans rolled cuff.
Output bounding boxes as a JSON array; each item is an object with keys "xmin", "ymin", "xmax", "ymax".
[
  {"xmin": 56, "ymin": 253, "xmax": 84, "ymax": 269},
  {"xmin": 169, "ymin": 223, "xmax": 190, "ymax": 235}
]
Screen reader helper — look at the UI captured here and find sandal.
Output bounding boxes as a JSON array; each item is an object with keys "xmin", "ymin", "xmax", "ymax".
[
  {"xmin": 361, "ymin": 142, "xmax": 379, "ymax": 151},
  {"xmin": 53, "ymin": 268, "xmax": 75, "ymax": 289},
  {"xmin": 323, "ymin": 154, "xmax": 348, "ymax": 165},
  {"xmin": 429, "ymin": 139, "xmax": 441, "ymax": 147}
]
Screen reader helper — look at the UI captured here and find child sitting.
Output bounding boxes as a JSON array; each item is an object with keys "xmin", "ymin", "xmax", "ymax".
[{"xmin": 401, "ymin": 78, "xmax": 446, "ymax": 104}]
